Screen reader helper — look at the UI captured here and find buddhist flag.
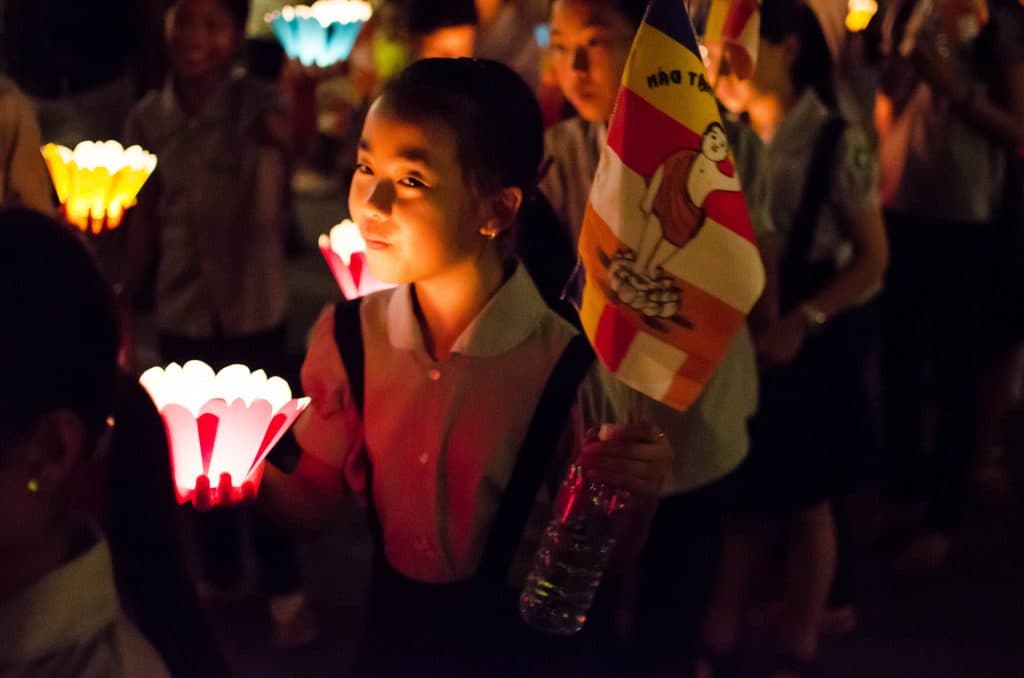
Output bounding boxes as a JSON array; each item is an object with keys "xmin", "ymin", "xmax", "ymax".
[
  {"xmin": 705, "ymin": 0, "xmax": 761, "ymax": 80},
  {"xmin": 578, "ymin": 0, "xmax": 765, "ymax": 411}
]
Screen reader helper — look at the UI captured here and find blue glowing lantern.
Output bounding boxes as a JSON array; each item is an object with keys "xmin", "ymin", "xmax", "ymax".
[{"xmin": 266, "ymin": 0, "xmax": 373, "ymax": 68}]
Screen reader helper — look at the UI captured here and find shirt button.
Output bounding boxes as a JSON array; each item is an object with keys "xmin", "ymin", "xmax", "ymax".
[
  {"xmin": 418, "ymin": 452, "xmax": 429, "ymax": 465},
  {"xmin": 427, "ymin": 368, "xmax": 441, "ymax": 381}
]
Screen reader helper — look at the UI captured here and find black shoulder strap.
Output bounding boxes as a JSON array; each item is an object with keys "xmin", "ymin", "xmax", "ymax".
[
  {"xmin": 781, "ymin": 116, "xmax": 848, "ymax": 283},
  {"xmin": 475, "ymin": 333, "xmax": 596, "ymax": 585},
  {"xmin": 333, "ymin": 297, "xmax": 366, "ymax": 416},
  {"xmin": 333, "ymin": 297, "xmax": 387, "ymax": 551}
]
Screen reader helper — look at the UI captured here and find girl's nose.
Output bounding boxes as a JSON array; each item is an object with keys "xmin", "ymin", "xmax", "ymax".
[{"xmin": 363, "ymin": 180, "xmax": 394, "ymax": 218}]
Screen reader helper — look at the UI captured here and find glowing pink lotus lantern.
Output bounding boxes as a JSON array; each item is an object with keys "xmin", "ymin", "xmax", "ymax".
[
  {"xmin": 318, "ymin": 219, "xmax": 395, "ymax": 299},
  {"xmin": 139, "ymin": 361, "xmax": 310, "ymax": 506}
]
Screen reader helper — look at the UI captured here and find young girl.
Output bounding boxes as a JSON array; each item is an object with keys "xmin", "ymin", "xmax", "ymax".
[
  {"xmin": 0, "ymin": 208, "xmax": 169, "ymax": 677},
  {"xmin": 261, "ymin": 57, "xmax": 670, "ymax": 676},
  {"xmin": 120, "ymin": 0, "xmax": 315, "ymax": 647},
  {"xmin": 697, "ymin": 1, "xmax": 888, "ymax": 675}
]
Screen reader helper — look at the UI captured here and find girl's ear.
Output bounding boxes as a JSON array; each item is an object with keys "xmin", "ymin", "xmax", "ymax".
[
  {"xmin": 480, "ymin": 186, "xmax": 524, "ymax": 238},
  {"xmin": 24, "ymin": 411, "xmax": 89, "ymax": 494}
]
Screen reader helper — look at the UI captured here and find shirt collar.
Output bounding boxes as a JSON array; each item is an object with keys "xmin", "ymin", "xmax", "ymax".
[
  {"xmin": 158, "ymin": 70, "xmax": 239, "ymax": 128},
  {"xmin": 386, "ymin": 262, "xmax": 550, "ymax": 358},
  {"xmin": 0, "ymin": 521, "xmax": 120, "ymax": 665}
]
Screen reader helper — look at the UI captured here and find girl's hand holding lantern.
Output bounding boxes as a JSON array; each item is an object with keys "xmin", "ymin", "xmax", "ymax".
[{"xmin": 139, "ymin": 361, "xmax": 310, "ymax": 511}]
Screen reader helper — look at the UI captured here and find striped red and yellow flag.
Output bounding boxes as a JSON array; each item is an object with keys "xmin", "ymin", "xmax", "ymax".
[
  {"xmin": 579, "ymin": 0, "xmax": 764, "ymax": 411},
  {"xmin": 705, "ymin": 0, "xmax": 761, "ymax": 80}
]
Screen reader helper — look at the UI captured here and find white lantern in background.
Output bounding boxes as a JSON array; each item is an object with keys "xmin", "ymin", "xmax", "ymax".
[{"xmin": 319, "ymin": 219, "xmax": 395, "ymax": 299}]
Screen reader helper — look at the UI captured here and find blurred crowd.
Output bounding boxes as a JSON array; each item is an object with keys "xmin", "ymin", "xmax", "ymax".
[{"xmin": 0, "ymin": 0, "xmax": 1022, "ymax": 676}]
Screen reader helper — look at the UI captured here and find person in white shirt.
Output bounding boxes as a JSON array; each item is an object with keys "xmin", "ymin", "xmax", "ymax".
[{"xmin": 0, "ymin": 208, "xmax": 169, "ymax": 678}]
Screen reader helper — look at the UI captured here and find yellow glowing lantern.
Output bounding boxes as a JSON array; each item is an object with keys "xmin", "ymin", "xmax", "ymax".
[
  {"xmin": 41, "ymin": 140, "xmax": 157, "ymax": 235},
  {"xmin": 846, "ymin": 0, "xmax": 878, "ymax": 31}
]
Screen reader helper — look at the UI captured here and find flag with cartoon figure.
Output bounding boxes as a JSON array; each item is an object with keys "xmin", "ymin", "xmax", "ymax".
[{"xmin": 578, "ymin": 0, "xmax": 765, "ymax": 411}]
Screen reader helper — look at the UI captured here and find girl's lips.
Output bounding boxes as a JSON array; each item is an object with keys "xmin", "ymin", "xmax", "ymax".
[{"xmin": 364, "ymin": 239, "xmax": 390, "ymax": 250}]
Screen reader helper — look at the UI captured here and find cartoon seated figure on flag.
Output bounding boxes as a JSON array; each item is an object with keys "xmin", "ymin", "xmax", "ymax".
[{"xmin": 608, "ymin": 121, "xmax": 741, "ymax": 319}]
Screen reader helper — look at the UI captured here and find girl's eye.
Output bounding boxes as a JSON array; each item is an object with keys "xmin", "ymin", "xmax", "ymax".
[
  {"xmin": 587, "ymin": 37, "xmax": 608, "ymax": 49},
  {"xmin": 354, "ymin": 162, "xmax": 373, "ymax": 175},
  {"xmin": 398, "ymin": 176, "xmax": 426, "ymax": 189},
  {"xmin": 550, "ymin": 42, "xmax": 567, "ymax": 54}
]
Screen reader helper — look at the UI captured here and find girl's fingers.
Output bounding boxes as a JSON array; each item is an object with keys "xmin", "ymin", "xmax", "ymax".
[
  {"xmin": 582, "ymin": 451, "xmax": 660, "ymax": 476},
  {"xmin": 589, "ymin": 422, "xmax": 663, "ymax": 444},
  {"xmin": 584, "ymin": 467, "xmax": 662, "ymax": 496},
  {"xmin": 582, "ymin": 437, "xmax": 670, "ymax": 461},
  {"xmin": 193, "ymin": 474, "xmax": 212, "ymax": 512}
]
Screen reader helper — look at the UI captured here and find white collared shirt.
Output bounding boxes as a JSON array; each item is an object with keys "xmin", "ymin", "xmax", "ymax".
[{"xmin": 0, "ymin": 523, "xmax": 169, "ymax": 678}]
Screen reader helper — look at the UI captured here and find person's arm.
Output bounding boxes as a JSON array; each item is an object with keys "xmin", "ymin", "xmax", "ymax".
[
  {"xmin": 261, "ymin": 452, "xmax": 350, "ymax": 537},
  {"xmin": 260, "ymin": 306, "xmax": 356, "ymax": 535},
  {"xmin": 909, "ymin": 42, "xmax": 1024, "ymax": 148},
  {"xmin": 3, "ymin": 89, "xmax": 55, "ymax": 214},
  {"xmin": 757, "ymin": 128, "xmax": 889, "ymax": 366}
]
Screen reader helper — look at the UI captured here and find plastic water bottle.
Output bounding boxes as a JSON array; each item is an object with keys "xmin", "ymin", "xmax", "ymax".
[{"xmin": 519, "ymin": 462, "xmax": 630, "ymax": 635}]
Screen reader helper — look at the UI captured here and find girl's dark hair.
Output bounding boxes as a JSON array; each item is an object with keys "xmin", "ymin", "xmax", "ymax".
[
  {"xmin": 0, "ymin": 209, "xmax": 120, "ymax": 448},
  {"xmin": 761, "ymin": 0, "xmax": 837, "ymax": 109},
  {"xmin": 403, "ymin": 0, "xmax": 478, "ymax": 37},
  {"xmin": 611, "ymin": 0, "xmax": 649, "ymax": 28},
  {"xmin": 168, "ymin": 0, "xmax": 250, "ymax": 29},
  {"xmin": 220, "ymin": 0, "xmax": 250, "ymax": 29},
  {"xmin": 550, "ymin": 0, "xmax": 649, "ymax": 29},
  {"xmin": 377, "ymin": 58, "xmax": 544, "ymax": 200}
]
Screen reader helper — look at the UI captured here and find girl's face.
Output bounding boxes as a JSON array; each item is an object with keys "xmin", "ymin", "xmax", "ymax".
[
  {"xmin": 549, "ymin": 0, "xmax": 635, "ymax": 123},
  {"xmin": 0, "ymin": 422, "xmax": 68, "ymax": 556},
  {"xmin": 165, "ymin": 0, "xmax": 240, "ymax": 82},
  {"xmin": 349, "ymin": 103, "xmax": 490, "ymax": 285}
]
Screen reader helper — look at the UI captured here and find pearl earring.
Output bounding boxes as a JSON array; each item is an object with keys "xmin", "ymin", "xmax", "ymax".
[{"xmin": 27, "ymin": 479, "xmax": 40, "ymax": 493}]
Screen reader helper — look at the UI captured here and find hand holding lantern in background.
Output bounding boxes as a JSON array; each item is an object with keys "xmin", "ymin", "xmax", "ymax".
[
  {"xmin": 319, "ymin": 219, "xmax": 396, "ymax": 299},
  {"xmin": 41, "ymin": 140, "xmax": 157, "ymax": 235},
  {"xmin": 139, "ymin": 361, "xmax": 310, "ymax": 510}
]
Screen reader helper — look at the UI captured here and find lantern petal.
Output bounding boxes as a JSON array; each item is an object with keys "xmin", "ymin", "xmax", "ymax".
[{"xmin": 159, "ymin": 403, "xmax": 206, "ymax": 503}]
